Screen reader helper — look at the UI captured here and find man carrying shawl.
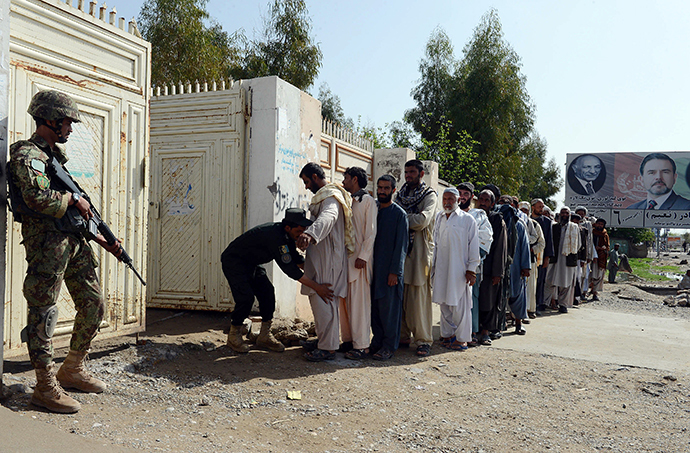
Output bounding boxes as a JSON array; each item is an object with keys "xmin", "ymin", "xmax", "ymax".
[{"xmin": 297, "ymin": 163, "xmax": 355, "ymax": 362}]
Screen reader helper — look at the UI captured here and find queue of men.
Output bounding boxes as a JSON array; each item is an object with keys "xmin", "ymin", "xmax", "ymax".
[
  {"xmin": 221, "ymin": 159, "xmax": 621, "ymax": 363},
  {"xmin": 6, "ymin": 85, "xmax": 617, "ymax": 415}
]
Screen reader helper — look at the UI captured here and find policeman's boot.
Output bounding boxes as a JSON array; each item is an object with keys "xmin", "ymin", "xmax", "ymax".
[
  {"xmin": 227, "ymin": 324, "xmax": 250, "ymax": 353},
  {"xmin": 256, "ymin": 320, "xmax": 285, "ymax": 352},
  {"xmin": 32, "ymin": 363, "xmax": 81, "ymax": 413},
  {"xmin": 56, "ymin": 350, "xmax": 107, "ymax": 393}
]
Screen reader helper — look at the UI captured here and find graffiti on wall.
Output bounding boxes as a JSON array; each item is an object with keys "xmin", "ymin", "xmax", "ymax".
[{"xmin": 267, "ymin": 176, "xmax": 309, "ymax": 216}]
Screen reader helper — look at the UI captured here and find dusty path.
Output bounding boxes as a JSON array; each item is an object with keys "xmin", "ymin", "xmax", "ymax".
[{"xmin": 2, "ymin": 269, "xmax": 690, "ymax": 452}]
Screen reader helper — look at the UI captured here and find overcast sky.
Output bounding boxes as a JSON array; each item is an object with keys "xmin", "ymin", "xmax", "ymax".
[{"xmin": 109, "ymin": 0, "xmax": 690, "ymax": 206}]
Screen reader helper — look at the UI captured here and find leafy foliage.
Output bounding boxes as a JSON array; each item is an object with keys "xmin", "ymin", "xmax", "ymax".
[
  {"xmin": 608, "ymin": 228, "xmax": 656, "ymax": 245},
  {"xmin": 318, "ymin": 83, "xmax": 349, "ymax": 125},
  {"xmin": 416, "ymin": 116, "xmax": 479, "ymax": 185},
  {"xmin": 234, "ymin": 0, "xmax": 322, "ymax": 90},
  {"xmin": 405, "ymin": 28, "xmax": 457, "ymax": 144},
  {"xmin": 139, "ymin": 0, "xmax": 241, "ymax": 86},
  {"xmin": 404, "ymin": 10, "xmax": 561, "ymax": 201},
  {"xmin": 140, "ymin": 0, "xmax": 321, "ymax": 91}
]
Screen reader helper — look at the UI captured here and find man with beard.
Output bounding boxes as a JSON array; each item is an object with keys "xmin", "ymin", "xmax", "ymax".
[
  {"xmin": 590, "ymin": 218, "xmax": 610, "ymax": 300},
  {"xmin": 476, "ymin": 189, "xmax": 507, "ymax": 345},
  {"xmin": 569, "ymin": 213, "xmax": 589, "ymax": 305},
  {"xmin": 339, "ymin": 166, "xmax": 377, "ymax": 360},
  {"xmin": 297, "ymin": 162, "xmax": 354, "ymax": 362},
  {"xmin": 574, "ymin": 206, "xmax": 595, "ymax": 302},
  {"xmin": 530, "ymin": 198, "xmax": 554, "ymax": 314},
  {"xmin": 551, "ymin": 207, "xmax": 582, "ymax": 313},
  {"xmin": 518, "ymin": 202, "xmax": 545, "ymax": 320},
  {"xmin": 370, "ymin": 175, "xmax": 408, "ymax": 361},
  {"xmin": 395, "ymin": 160, "xmax": 437, "ymax": 357},
  {"xmin": 457, "ymin": 182, "xmax": 493, "ymax": 346},
  {"xmin": 496, "ymin": 196, "xmax": 531, "ymax": 335},
  {"xmin": 431, "ymin": 188, "xmax": 480, "ymax": 350},
  {"xmin": 627, "ymin": 153, "xmax": 690, "ymax": 210}
]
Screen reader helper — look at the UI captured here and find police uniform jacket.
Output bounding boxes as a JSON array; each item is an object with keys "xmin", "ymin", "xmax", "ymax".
[{"xmin": 221, "ymin": 223, "xmax": 305, "ymax": 280}]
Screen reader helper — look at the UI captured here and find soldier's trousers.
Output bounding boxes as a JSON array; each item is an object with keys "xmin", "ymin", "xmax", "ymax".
[{"xmin": 22, "ymin": 232, "xmax": 104, "ymax": 369}]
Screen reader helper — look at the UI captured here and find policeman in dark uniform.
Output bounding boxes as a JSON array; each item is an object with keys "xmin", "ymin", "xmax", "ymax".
[{"xmin": 221, "ymin": 208, "xmax": 334, "ymax": 353}]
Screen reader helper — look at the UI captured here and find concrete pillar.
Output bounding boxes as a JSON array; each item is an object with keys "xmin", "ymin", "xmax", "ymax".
[
  {"xmin": 0, "ymin": 0, "xmax": 10, "ymax": 392},
  {"xmin": 373, "ymin": 148, "xmax": 439, "ymax": 190},
  {"xmin": 242, "ymin": 76, "xmax": 320, "ymax": 320}
]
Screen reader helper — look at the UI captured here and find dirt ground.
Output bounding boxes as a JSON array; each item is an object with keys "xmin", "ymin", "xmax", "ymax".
[{"xmin": 2, "ymin": 253, "xmax": 690, "ymax": 452}]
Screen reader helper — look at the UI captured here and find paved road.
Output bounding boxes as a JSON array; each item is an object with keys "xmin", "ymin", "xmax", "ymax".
[{"xmin": 489, "ymin": 304, "xmax": 690, "ymax": 373}]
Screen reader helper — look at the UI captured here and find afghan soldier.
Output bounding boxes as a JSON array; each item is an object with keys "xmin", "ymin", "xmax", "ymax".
[{"xmin": 7, "ymin": 90, "xmax": 123, "ymax": 413}]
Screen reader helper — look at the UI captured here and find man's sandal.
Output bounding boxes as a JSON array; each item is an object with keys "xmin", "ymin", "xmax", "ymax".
[
  {"xmin": 304, "ymin": 349, "xmax": 335, "ymax": 362},
  {"xmin": 449, "ymin": 341, "xmax": 468, "ymax": 351},
  {"xmin": 344, "ymin": 349, "xmax": 367, "ymax": 360},
  {"xmin": 372, "ymin": 348, "xmax": 394, "ymax": 361},
  {"xmin": 416, "ymin": 344, "xmax": 431, "ymax": 357}
]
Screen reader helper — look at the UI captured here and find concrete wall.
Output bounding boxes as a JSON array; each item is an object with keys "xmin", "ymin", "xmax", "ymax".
[
  {"xmin": 0, "ymin": 0, "xmax": 10, "ymax": 383},
  {"xmin": 243, "ymin": 76, "xmax": 320, "ymax": 320}
]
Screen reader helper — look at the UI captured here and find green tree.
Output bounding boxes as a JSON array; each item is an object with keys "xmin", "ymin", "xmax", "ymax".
[
  {"xmin": 405, "ymin": 28, "xmax": 457, "ymax": 144},
  {"xmin": 517, "ymin": 134, "xmax": 562, "ymax": 205},
  {"xmin": 416, "ymin": 117, "xmax": 479, "ymax": 185},
  {"xmin": 235, "ymin": 0, "xmax": 322, "ymax": 90},
  {"xmin": 318, "ymin": 83, "xmax": 348, "ymax": 125},
  {"xmin": 138, "ymin": 0, "xmax": 239, "ymax": 86},
  {"xmin": 388, "ymin": 120, "xmax": 418, "ymax": 149},
  {"xmin": 608, "ymin": 228, "xmax": 656, "ymax": 245},
  {"xmin": 450, "ymin": 9, "xmax": 535, "ymax": 195}
]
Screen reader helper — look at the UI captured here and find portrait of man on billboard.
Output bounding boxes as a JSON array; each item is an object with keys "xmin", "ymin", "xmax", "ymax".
[
  {"xmin": 627, "ymin": 152, "xmax": 690, "ymax": 210},
  {"xmin": 567, "ymin": 154, "xmax": 606, "ymax": 195}
]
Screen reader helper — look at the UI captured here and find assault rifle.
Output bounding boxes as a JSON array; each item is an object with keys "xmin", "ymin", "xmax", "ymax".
[{"xmin": 48, "ymin": 156, "xmax": 146, "ymax": 286}]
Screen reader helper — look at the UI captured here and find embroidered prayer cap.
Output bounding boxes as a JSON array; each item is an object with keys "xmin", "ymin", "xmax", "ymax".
[
  {"xmin": 443, "ymin": 187, "xmax": 460, "ymax": 196},
  {"xmin": 530, "ymin": 198, "xmax": 544, "ymax": 206},
  {"xmin": 570, "ymin": 213, "xmax": 582, "ymax": 221},
  {"xmin": 518, "ymin": 201, "xmax": 530, "ymax": 212}
]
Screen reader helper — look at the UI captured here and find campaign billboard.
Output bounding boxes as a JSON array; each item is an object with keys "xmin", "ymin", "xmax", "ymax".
[{"xmin": 565, "ymin": 152, "xmax": 690, "ymax": 228}]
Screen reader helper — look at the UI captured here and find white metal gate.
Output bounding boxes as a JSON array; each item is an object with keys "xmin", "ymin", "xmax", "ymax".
[
  {"xmin": 148, "ymin": 84, "xmax": 246, "ymax": 311},
  {"xmin": 4, "ymin": 0, "xmax": 150, "ymax": 356}
]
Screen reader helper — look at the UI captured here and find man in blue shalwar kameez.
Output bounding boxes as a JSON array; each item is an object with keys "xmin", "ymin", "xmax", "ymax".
[
  {"xmin": 497, "ymin": 196, "xmax": 532, "ymax": 335},
  {"xmin": 370, "ymin": 175, "xmax": 408, "ymax": 360}
]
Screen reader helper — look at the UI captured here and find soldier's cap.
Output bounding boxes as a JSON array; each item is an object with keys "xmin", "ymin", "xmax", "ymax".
[
  {"xmin": 284, "ymin": 208, "xmax": 313, "ymax": 227},
  {"xmin": 457, "ymin": 182, "xmax": 474, "ymax": 194}
]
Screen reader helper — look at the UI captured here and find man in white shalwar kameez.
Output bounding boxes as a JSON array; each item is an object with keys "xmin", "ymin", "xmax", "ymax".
[
  {"xmin": 551, "ymin": 207, "xmax": 581, "ymax": 313},
  {"xmin": 340, "ymin": 167, "xmax": 377, "ymax": 359},
  {"xmin": 297, "ymin": 163, "xmax": 355, "ymax": 362},
  {"xmin": 431, "ymin": 188, "xmax": 480, "ymax": 350}
]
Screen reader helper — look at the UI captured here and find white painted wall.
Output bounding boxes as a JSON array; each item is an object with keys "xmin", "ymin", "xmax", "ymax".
[
  {"xmin": 0, "ymin": 0, "xmax": 10, "ymax": 382},
  {"xmin": 243, "ymin": 76, "xmax": 320, "ymax": 319}
]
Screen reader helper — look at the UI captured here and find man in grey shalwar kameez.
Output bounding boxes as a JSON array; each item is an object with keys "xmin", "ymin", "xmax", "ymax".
[{"xmin": 297, "ymin": 163, "xmax": 355, "ymax": 361}]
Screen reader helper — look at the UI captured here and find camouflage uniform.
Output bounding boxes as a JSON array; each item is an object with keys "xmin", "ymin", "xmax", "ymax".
[{"xmin": 8, "ymin": 129, "xmax": 104, "ymax": 369}]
